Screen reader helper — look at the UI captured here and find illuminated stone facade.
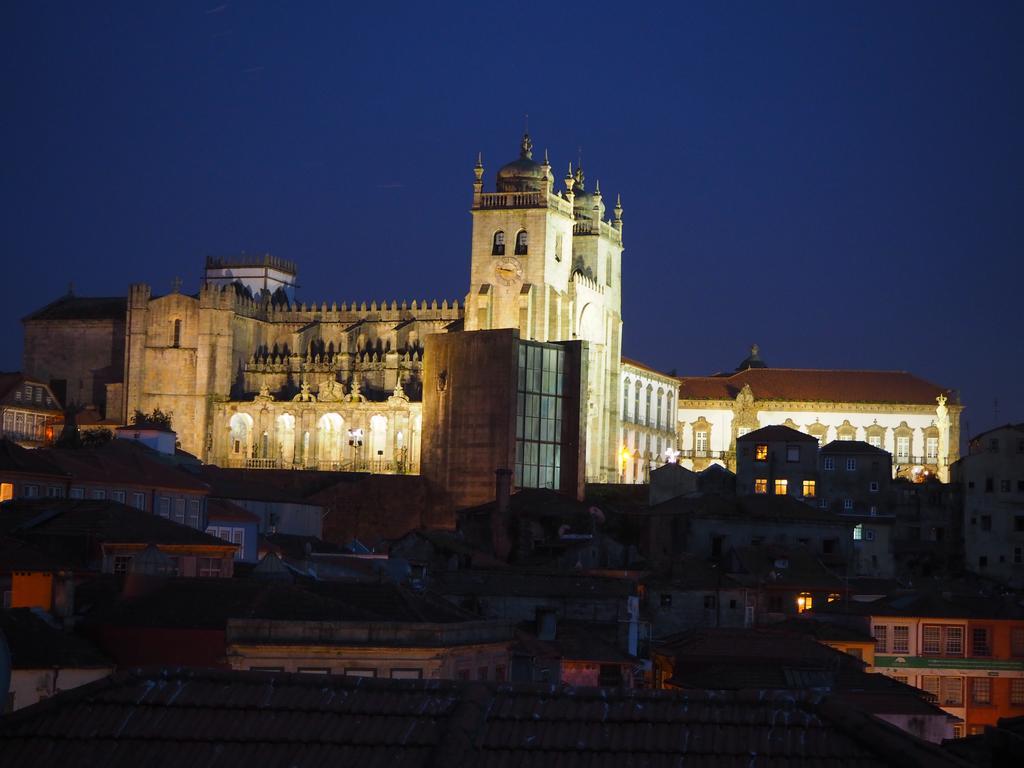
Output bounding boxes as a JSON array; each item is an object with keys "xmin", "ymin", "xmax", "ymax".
[
  {"xmin": 464, "ymin": 135, "xmax": 625, "ymax": 482},
  {"xmin": 123, "ymin": 275, "xmax": 456, "ymax": 467},
  {"xmin": 619, "ymin": 359, "xmax": 680, "ymax": 483},
  {"xmin": 674, "ymin": 347, "xmax": 963, "ymax": 482}
]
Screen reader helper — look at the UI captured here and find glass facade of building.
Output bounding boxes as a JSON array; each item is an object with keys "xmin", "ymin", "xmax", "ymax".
[{"xmin": 515, "ymin": 342, "xmax": 565, "ymax": 489}]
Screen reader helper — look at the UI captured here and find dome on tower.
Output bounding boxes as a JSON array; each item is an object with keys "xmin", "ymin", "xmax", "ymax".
[{"xmin": 496, "ymin": 133, "xmax": 547, "ymax": 193}]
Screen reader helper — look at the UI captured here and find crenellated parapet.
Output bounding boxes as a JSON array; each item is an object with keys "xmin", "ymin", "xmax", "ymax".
[{"xmin": 267, "ymin": 298, "xmax": 462, "ymax": 324}]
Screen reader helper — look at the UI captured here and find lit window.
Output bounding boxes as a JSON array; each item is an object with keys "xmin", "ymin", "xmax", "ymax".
[
  {"xmin": 853, "ymin": 524, "xmax": 863, "ymax": 540},
  {"xmin": 695, "ymin": 430, "xmax": 708, "ymax": 456},
  {"xmin": 774, "ymin": 479, "xmax": 788, "ymax": 496},
  {"xmin": 755, "ymin": 444, "xmax": 768, "ymax": 461},
  {"xmin": 802, "ymin": 480, "xmax": 816, "ymax": 498},
  {"xmin": 0, "ymin": 483, "xmax": 11, "ymax": 502},
  {"xmin": 823, "ymin": 457, "xmax": 835, "ymax": 471},
  {"xmin": 796, "ymin": 592, "xmax": 813, "ymax": 613},
  {"xmin": 754, "ymin": 478, "xmax": 768, "ymax": 494},
  {"xmin": 846, "ymin": 458, "xmax": 857, "ymax": 471},
  {"xmin": 827, "ymin": 593, "xmax": 840, "ymax": 603}
]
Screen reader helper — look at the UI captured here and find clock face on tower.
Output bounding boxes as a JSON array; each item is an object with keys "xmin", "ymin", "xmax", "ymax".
[{"xmin": 494, "ymin": 256, "xmax": 523, "ymax": 286}]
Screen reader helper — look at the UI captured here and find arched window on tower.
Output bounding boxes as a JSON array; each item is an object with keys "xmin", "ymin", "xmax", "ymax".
[
  {"xmin": 492, "ymin": 230, "xmax": 505, "ymax": 256},
  {"xmin": 515, "ymin": 230, "xmax": 528, "ymax": 255},
  {"xmin": 172, "ymin": 319, "xmax": 181, "ymax": 348},
  {"xmin": 622, "ymin": 379, "xmax": 631, "ymax": 422}
]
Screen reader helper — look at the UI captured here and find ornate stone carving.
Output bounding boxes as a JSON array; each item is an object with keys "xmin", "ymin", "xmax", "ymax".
[
  {"xmin": 387, "ymin": 376, "xmax": 410, "ymax": 406},
  {"xmin": 292, "ymin": 380, "xmax": 317, "ymax": 402},
  {"xmin": 344, "ymin": 375, "xmax": 366, "ymax": 403},
  {"xmin": 317, "ymin": 378, "xmax": 345, "ymax": 403},
  {"xmin": 253, "ymin": 383, "xmax": 274, "ymax": 402}
]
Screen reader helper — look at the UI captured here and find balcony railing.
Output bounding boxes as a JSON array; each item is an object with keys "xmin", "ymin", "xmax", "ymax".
[
  {"xmin": 225, "ymin": 456, "xmax": 417, "ymax": 474},
  {"xmin": 676, "ymin": 449, "xmax": 729, "ymax": 460}
]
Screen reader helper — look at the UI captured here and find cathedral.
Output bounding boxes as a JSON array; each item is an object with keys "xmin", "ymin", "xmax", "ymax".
[
  {"xmin": 21, "ymin": 133, "xmax": 963, "ymax": 493},
  {"xmin": 114, "ymin": 135, "xmax": 625, "ymax": 484}
]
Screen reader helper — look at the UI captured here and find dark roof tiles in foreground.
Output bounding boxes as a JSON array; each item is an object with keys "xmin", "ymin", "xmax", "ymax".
[{"xmin": 0, "ymin": 668, "xmax": 966, "ymax": 767}]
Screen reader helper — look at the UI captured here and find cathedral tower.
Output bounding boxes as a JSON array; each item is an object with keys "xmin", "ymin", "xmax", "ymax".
[{"xmin": 465, "ymin": 134, "xmax": 624, "ymax": 482}]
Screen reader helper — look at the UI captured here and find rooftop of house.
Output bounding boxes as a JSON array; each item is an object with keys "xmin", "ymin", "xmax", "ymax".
[
  {"xmin": 206, "ymin": 497, "xmax": 261, "ymax": 524},
  {"xmin": 769, "ymin": 616, "xmax": 876, "ymax": 643},
  {"xmin": 191, "ymin": 465, "xmax": 331, "ymax": 504},
  {"xmin": 513, "ymin": 619, "xmax": 636, "ymax": 664},
  {"xmin": 820, "ymin": 440, "xmax": 892, "ymax": 456},
  {"xmin": 42, "ymin": 440, "xmax": 210, "ymax": 492},
  {"xmin": 83, "ymin": 577, "xmax": 478, "ymax": 630},
  {"xmin": 812, "ymin": 588, "xmax": 1024, "ymax": 621},
  {"xmin": 737, "ymin": 424, "xmax": 819, "ymax": 444},
  {"xmin": 645, "ymin": 492, "xmax": 852, "ymax": 527},
  {"xmin": 0, "ymin": 498, "xmax": 231, "ymax": 549},
  {"xmin": 0, "ymin": 608, "xmax": 111, "ymax": 670},
  {"xmin": 677, "ymin": 367, "xmax": 954, "ymax": 406},
  {"xmin": 655, "ymin": 628, "xmax": 951, "ymax": 720},
  {"xmin": 0, "ymin": 438, "xmax": 68, "ymax": 477},
  {"xmin": 21, "ymin": 294, "xmax": 127, "ymax": 322},
  {"xmin": 0, "ymin": 373, "xmax": 63, "ymax": 410},
  {"xmin": 0, "ymin": 668, "xmax": 966, "ymax": 767},
  {"xmin": 430, "ymin": 568, "xmax": 639, "ymax": 599},
  {"xmin": 728, "ymin": 545, "xmax": 848, "ymax": 591}
]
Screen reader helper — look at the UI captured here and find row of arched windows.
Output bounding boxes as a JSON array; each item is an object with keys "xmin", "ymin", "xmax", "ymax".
[
  {"xmin": 492, "ymin": 229, "xmax": 528, "ymax": 256},
  {"xmin": 622, "ymin": 379, "xmax": 674, "ymax": 430}
]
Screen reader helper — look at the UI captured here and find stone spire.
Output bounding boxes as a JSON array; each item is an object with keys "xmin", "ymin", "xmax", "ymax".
[{"xmin": 613, "ymin": 193, "xmax": 624, "ymax": 231}]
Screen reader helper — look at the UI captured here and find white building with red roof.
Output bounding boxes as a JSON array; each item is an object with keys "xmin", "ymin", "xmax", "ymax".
[{"xmin": 673, "ymin": 345, "xmax": 962, "ymax": 481}]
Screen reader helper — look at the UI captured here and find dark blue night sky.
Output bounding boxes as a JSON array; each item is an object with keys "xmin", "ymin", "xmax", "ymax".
[{"xmin": 2, "ymin": 2, "xmax": 1021, "ymax": 435}]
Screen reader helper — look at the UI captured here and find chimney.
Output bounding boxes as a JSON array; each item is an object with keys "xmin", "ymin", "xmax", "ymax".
[{"xmin": 492, "ymin": 469, "xmax": 513, "ymax": 561}]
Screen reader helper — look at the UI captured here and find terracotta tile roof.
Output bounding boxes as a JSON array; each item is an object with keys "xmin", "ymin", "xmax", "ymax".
[
  {"xmin": 85, "ymin": 578, "xmax": 477, "ymax": 630},
  {"xmin": 678, "ymin": 368, "xmax": 954, "ymax": 405},
  {"xmin": 432, "ymin": 569, "xmax": 638, "ymax": 599},
  {"xmin": 43, "ymin": 441, "xmax": 210, "ymax": 493},
  {"xmin": 0, "ymin": 608, "xmax": 112, "ymax": 669},
  {"xmin": 21, "ymin": 294, "xmax": 127, "ymax": 322},
  {"xmin": 737, "ymin": 424, "xmax": 818, "ymax": 443},
  {"xmin": 0, "ymin": 439, "xmax": 68, "ymax": 477},
  {"xmin": 0, "ymin": 499, "xmax": 230, "ymax": 549},
  {"xmin": 206, "ymin": 497, "xmax": 261, "ymax": 524},
  {"xmin": 821, "ymin": 440, "xmax": 891, "ymax": 456},
  {"xmin": 0, "ymin": 668, "xmax": 965, "ymax": 767}
]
